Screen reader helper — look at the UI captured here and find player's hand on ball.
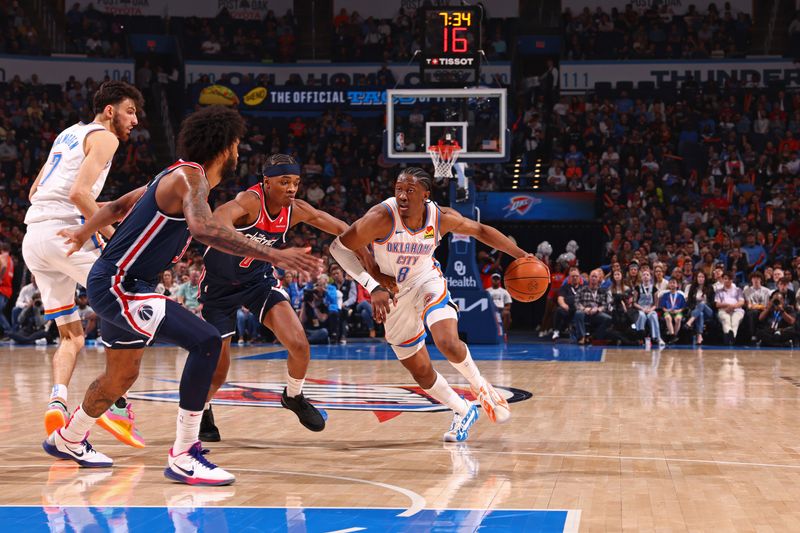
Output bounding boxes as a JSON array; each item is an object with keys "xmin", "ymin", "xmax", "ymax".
[
  {"xmin": 370, "ymin": 287, "xmax": 395, "ymax": 323},
  {"xmin": 58, "ymin": 228, "xmax": 89, "ymax": 257},
  {"xmin": 273, "ymin": 247, "xmax": 323, "ymax": 278}
]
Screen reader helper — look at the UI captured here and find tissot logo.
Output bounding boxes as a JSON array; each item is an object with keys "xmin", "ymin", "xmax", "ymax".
[{"xmin": 128, "ymin": 379, "xmax": 532, "ymax": 423}]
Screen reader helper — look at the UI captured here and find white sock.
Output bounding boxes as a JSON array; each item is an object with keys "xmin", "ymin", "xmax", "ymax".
[
  {"xmin": 60, "ymin": 405, "xmax": 98, "ymax": 442},
  {"xmin": 204, "ymin": 402, "xmax": 211, "ymax": 411},
  {"xmin": 424, "ymin": 372, "xmax": 470, "ymax": 416},
  {"xmin": 50, "ymin": 384, "xmax": 68, "ymax": 403},
  {"xmin": 172, "ymin": 408, "xmax": 202, "ymax": 454},
  {"xmin": 286, "ymin": 373, "xmax": 305, "ymax": 398},
  {"xmin": 449, "ymin": 347, "xmax": 486, "ymax": 390}
]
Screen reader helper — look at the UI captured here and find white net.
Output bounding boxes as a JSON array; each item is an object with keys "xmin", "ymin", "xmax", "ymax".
[{"xmin": 428, "ymin": 143, "xmax": 462, "ymax": 178}]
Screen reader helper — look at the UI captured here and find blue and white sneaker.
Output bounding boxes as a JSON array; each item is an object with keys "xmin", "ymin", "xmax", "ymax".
[
  {"xmin": 443, "ymin": 403, "xmax": 479, "ymax": 442},
  {"xmin": 164, "ymin": 442, "xmax": 235, "ymax": 486},
  {"xmin": 42, "ymin": 430, "xmax": 113, "ymax": 468}
]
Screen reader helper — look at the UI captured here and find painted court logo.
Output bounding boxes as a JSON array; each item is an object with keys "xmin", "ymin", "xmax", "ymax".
[
  {"xmin": 128, "ymin": 379, "xmax": 532, "ymax": 422},
  {"xmin": 503, "ymin": 195, "xmax": 543, "ymax": 218}
]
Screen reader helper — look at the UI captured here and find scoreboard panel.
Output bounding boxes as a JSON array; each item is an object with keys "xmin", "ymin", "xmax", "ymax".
[{"xmin": 420, "ymin": 5, "xmax": 482, "ymax": 86}]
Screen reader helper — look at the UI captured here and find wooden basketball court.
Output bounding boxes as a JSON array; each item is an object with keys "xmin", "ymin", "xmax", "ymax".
[{"xmin": 1, "ymin": 341, "xmax": 800, "ymax": 531}]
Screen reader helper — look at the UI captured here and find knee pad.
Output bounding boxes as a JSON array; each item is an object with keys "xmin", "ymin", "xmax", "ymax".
[{"xmin": 192, "ymin": 331, "xmax": 222, "ymax": 363}]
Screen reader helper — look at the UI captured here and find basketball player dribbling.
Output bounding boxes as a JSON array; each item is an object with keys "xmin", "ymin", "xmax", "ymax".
[
  {"xmin": 47, "ymin": 106, "xmax": 322, "ymax": 485},
  {"xmin": 198, "ymin": 153, "xmax": 387, "ymax": 441},
  {"xmin": 330, "ymin": 167, "xmax": 533, "ymax": 442},
  {"xmin": 21, "ymin": 81, "xmax": 147, "ymax": 447}
]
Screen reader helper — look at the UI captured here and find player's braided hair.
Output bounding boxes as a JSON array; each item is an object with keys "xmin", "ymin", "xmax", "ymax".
[
  {"xmin": 398, "ymin": 167, "xmax": 433, "ymax": 191},
  {"xmin": 262, "ymin": 153, "xmax": 297, "ymax": 174},
  {"xmin": 176, "ymin": 105, "xmax": 246, "ymax": 166}
]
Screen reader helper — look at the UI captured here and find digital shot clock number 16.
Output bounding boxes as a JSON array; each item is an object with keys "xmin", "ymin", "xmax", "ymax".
[{"xmin": 439, "ymin": 11, "xmax": 472, "ymax": 52}]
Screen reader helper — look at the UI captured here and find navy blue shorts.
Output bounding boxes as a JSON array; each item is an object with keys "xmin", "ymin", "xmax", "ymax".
[
  {"xmin": 88, "ymin": 259, "xmax": 220, "ymax": 349},
  {"xmin": 200, "ymin": 280, "xmax": 289, "ymax": 339}
]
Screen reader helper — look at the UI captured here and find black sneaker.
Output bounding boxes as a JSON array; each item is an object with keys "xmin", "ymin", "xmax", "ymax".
[
  {"xmin": 281, "ymin": 387, "xmax": 325, "ymax": 432},
  {"xmin": 199, "ymin": 406, "xmax": 221, "ymax": 442}
]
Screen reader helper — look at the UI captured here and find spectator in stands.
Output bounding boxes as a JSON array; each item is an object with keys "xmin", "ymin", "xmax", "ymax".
[
  {"xmin": 354, "ymin": 284, "xmax": 375, "ymax": 338},
  {"xmin": 330, "ymin": 266, "xmax": 354, "ymax": 342},
  {"xmin": 685, "ymin": 270, "xmax": 715, "ymax": 345},
  {"xmin": 573, "ymin": 268, "xmax": 612, "ymax": 344},
  {"xmin": 175, "ymin": 268, "xmax": 203, "ymax": 315},
  {"xmin": 553, "ymin": 266, "xmax": 581, "ymax": 341},
  {"xmin": 756, "ymin": 292, "xmax": 796, "ymax": 347},
  {"xmin": 282, "ymin": 271, "xmax": 303, "ymax": 311},
  {"xmin": 715, "ymin": 271, "xmax": 745, "ymax": 345},
  {"xmin": 236, "ymin": 306, "xmax": 259, "ymax": 345},
  {"xmin": 299, "ymin": 285, "xmax": 329, "ymax": 345},
  {"xmin": 634, "ymin": 267, "xmax": 665, "ymax": 349},
  {"xmin": 12, "ymin": 274, "xmax": 37, "ymax": 331},
  {"xmin": 743, "ymin": 271, "xmax": 772, "ymax": 344},
  {"xmin": 312, "ymin": 273, "xmax": 341, "ymax": 343},
  {"xmin": 659, "ymin": 278, "xmax": 687, "ymax": 343},
  {"xmin": 773, "ymin": 276, "xmax": 797, "ymax": 308},
  {"xmin": 487, "ymin": 273, "xmax": 512, "ymax": 341},
  {"xmin": 76, "ymin": 290, "xmax": 97, "ymax": 340},
  {"xmin": 156, "ymin": 270, "xmax": 181, "ymax": 300},
  {"xmin": 0, "ymin": 243, "xmax": 14, "ymax": 337}
]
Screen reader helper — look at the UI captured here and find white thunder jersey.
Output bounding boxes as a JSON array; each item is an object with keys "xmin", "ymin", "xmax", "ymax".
[
  {"xmin": 24, "ymin": 121, "xmax": 112, "ymax": 227},
  {"xmin": 373, "ymin": 197, "xmax": 443, "ymax": 292}
]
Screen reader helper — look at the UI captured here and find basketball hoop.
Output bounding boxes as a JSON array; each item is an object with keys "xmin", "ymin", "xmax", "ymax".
[{"xmin": 428, "ymin": 142, "xmax": 462, "ymax": 179}]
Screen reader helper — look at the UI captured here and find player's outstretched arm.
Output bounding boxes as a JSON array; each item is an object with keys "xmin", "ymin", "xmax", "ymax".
[
  {"xmin": 439, "ymin": 207, "xmax": 531, "ymax": 259},
  {"xmin": 177, "ymin": 168, "xmax": 322, "ymax": 277},
  {"xmin": 292, "ymin": 199, "xmax": 391, "ymax": 288},
  {"xmin": 211, "ymin": 189, "xmax": 261, "ymax": 229},
  {"xmin": 58, "ymin": 185, "xmax": 147, "ymax": 255},
  {"xmin": 70, "ymin": 130, "xmax": 120, "ymax": 239}
]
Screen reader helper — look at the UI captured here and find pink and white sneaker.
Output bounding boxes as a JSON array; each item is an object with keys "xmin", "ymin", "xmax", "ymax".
[{"xmin": 164, "ymin": 442, "xmax": 235, "ymax": 486}]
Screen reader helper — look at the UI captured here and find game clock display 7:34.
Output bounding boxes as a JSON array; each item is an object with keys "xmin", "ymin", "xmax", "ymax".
[
  {"xmin": 424, "ymin": 6, "xmax": 481, "ymax": 56},
  {"xmin": 420, "ymin": 6, "xmax": 482, "ymax": 86}
]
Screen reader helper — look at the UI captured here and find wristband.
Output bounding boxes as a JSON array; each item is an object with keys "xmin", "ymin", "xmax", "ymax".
[
  {"xmin": 364, "ymin": 278, "xmax": 380, "ymax": 293},
  {"xmin": 371, "ymin": 285, "xmax": 390, "ymax": 295}
]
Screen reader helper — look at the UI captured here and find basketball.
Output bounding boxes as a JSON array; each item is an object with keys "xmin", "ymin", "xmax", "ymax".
[{"xmin": 503, "ymin": 257, "xmax": 550, "ymax": 303}]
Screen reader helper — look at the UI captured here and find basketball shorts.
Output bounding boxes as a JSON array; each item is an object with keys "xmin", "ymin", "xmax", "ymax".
[
  {"xmin": 384, "ymin": 274, "xmax": 458, "ymax": 359},
  {"xmin": 201, "ymin": 280, "xmax": 289, "ymax": 339},
  {"xmin": 87, "ymin": 258, "xmax": 211, "ymax": 349},
  {"xmin": 22, "ymin": 222, "xmax": 104, "ymax": 325}
]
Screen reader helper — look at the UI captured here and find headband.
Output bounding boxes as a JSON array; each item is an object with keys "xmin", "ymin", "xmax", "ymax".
[{"xmin": 263, "ymin": 164, "xmax": 301, "ymax": 177}]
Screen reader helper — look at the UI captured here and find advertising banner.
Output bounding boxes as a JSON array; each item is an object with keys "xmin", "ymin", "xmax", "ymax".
[
  {"xmin": 560, "ymin": 59, "xmax": 800, "ymax": 94},
  {"xmin": 190, "ymin": 84, "xmax": 426, "ymax": 111},
  {"xmin": 475, "ymin": 192, "xmax": 596, "ymax": 221},
  {"xmin": 64, "ymin": 0, "xmax": 293, "ymax": 18},
  {"xmin": 0, "ymin": 55, "xmax": 133, "ymax": 84},
  {"xmin": 185, "ymin": 61, "xmax": 511, "ymax": 88},
  {"xmin": 562, "ymin": 0, "xmax": 751, "ymax": 15}
]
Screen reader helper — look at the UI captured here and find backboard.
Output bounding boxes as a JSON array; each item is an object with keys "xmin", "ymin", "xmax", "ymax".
[{"xmin": 384, "ymin": 88, "xmax": 509, "ymax": 164}]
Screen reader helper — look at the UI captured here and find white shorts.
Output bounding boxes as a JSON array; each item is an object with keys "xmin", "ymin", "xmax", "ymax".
[
  {"xmin": 22, "ymin": 222, "xmax": 103, "ymax": 326},
  {"xmin": 384, "ymin": 274, "xmax": 458, "ymax": 359}
]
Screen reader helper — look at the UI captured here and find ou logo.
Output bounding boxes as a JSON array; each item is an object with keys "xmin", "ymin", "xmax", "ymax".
[{"xmin": 455, "ymin": 261, "xmax": 466, "ymax": 276}]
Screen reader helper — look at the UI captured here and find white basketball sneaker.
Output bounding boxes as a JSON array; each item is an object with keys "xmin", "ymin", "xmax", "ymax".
[
  {"xmin": 472, "ymin": 382, "xmax": 511, "ymax": 424},
  {"xmin": 164, "ymin": 442, "xmax": 235, "ymax": 486},
  {"xmin": 42, "ymin": 430, "xmax": 113, "ymax": 468},
  {"xmin": 443, "ymin": 403, "xmax": 479, "ymax": 442}
]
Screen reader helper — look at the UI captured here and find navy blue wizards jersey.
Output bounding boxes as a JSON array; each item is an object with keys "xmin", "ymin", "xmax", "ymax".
[
  {"xmin": 201, "ymin": 183, "xmax": 291, "ymax": 288},
  {"xmin": 97, "ymin": 160, "xmax": 196, "ymax": 285}
]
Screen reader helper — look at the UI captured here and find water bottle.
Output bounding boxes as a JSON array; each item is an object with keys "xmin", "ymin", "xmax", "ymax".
[{"xmin": 644, "ymin": 337, "xmax": 651, "ymax": 350}]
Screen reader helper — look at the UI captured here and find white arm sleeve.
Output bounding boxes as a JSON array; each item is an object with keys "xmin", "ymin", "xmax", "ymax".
[{"xmin": 330, "ymin": 237, "xmax": 381, "ymax": 293}]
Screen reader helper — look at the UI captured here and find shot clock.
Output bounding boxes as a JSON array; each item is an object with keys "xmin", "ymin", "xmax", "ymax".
[{"xmin": 420, "ymin": 5, "xmax": 482, "ymax": 86}]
